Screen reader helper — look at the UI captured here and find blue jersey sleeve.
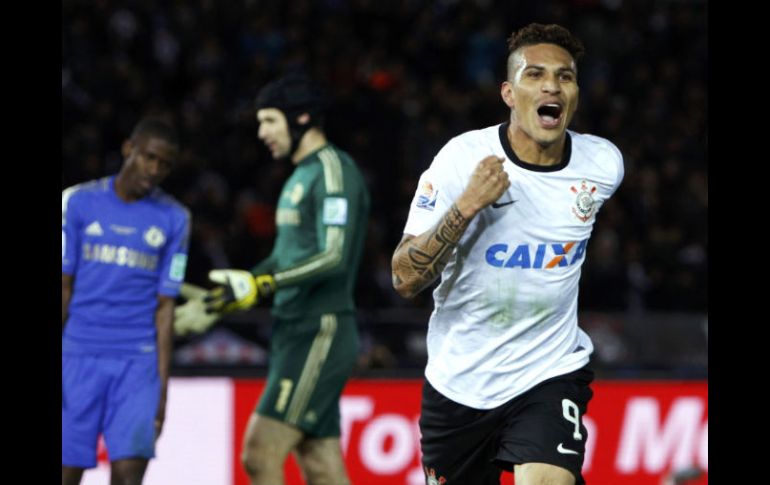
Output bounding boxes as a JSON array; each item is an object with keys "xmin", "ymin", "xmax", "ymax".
[
  {"xmin": 157, "ymin": 206, "xmax": 191, "ymax": 297},
  {"xmin": 62, "ymin": 186, "xmax": 82, "ymax": 274}
]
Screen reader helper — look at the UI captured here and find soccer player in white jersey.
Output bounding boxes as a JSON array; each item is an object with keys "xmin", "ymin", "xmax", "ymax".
[
  {"xmin": 392, "ymin": 23, "xmax": 624, "ymax": 485},
  {"xmin": 62, "ymin": 118, "xmax": 190, "ymax": 485}
]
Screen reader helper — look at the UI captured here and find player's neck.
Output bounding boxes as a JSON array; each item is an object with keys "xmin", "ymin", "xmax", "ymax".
[
  {"xmin": 113, "ymin": 174, "xmax": 140, "ymax": 202},
  {"xmin": 292, "ymin": 129, "xmax": 327, "ymax": 164},
  {"xmin": 507, "ymin": 123, "xmax": 566, "ymax": 166}
]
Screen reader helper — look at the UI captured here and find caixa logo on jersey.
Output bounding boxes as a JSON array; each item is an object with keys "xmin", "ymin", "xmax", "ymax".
[{"xmin": 485, "ymin": 239, "xmax": 588, "ymax": 269}]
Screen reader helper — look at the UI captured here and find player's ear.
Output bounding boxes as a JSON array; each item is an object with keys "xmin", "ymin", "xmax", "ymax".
[
  {"xmin": 500, "ymin": 81, "xmax": 515, "ymax": 109},
  {"xmin": 574, "ymin": 87, "xmax": 579, "ymax": 112},
  {"xmin": 121, "ymin": 139, "xmax": 134, "ymax": 159}
]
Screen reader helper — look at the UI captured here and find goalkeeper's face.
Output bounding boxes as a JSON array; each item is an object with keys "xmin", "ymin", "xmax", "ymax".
[{"xmin": 257, "ymin": 108, "xmax": 292, "ymax": 159}]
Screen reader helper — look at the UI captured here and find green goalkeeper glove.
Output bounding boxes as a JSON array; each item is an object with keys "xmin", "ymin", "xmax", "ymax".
[
  {"xmin": 204, "ymin": 269, "xmax": 276, "ymax": 313},
  {"xmin": 174, "ymin": 283, "xmax": 222, "ymax": 336}
]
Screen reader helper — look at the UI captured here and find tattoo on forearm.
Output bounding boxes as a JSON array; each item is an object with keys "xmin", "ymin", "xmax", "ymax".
[{"xmin": 392, "ymin": 204, "xmax": 470, "ymax": 296}]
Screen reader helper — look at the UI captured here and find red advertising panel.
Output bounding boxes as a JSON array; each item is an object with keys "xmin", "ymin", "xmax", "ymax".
[
  {"xmin": 581, "ymin": 381, "xmax": 708, "ymax": 485},
  {"xmin": 233, "ymin": 379, "xmax": 707, "ymax": 485}
]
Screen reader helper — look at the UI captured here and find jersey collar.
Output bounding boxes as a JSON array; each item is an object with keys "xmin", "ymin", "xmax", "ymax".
[{"xmin": 498, "ymin": 122, "xmax": 572, "ymax": 172}]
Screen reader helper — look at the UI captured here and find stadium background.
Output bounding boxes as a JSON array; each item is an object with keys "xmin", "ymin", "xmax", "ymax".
[{"xmin": 62, "ymin": 0, "xmax": 707, "ymax": 483}]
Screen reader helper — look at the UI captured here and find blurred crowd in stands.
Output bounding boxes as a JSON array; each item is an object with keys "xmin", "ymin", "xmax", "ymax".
[{"xmin": 63, "ymin": 0, "xmax": 707, "ymax": 316}]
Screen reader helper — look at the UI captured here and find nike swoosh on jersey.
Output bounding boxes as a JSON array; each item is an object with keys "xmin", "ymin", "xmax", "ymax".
[
  {"xmin": 491, "ymin": 200, "xmax": 517, "ymax": 208},
  {"xmin": 557, "ymin": 443, "xmax": 580, "ymax": 455}
]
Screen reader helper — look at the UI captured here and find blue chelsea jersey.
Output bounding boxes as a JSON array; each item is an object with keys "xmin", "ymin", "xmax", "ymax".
[{"xmin": 62, "ymin": 176, "xmax": 191, "ymax": 354}]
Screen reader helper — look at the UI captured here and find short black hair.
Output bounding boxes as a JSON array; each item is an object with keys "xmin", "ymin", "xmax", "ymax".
[
  {"xmin": 130, "ymin": 117, "xmax": 179, "ymax": 146},
  {"xmin": 508, "ymin": 23, "xmax": 585, "ymax": 63}
]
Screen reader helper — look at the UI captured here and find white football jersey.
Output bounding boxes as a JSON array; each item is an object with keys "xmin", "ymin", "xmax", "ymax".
[{"xmin": 403, "ymin": 123, "xmax": 624, "ymax": 409}]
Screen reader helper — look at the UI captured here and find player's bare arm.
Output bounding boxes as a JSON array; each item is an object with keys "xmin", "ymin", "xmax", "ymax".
[
  {"xmin": 392, "ymin": 155, "xmax": 510, "ymax": 298},
  {"xmin": 154, "ymin": 295, "xmax": 175, "ymax": 440},
  {"xmin": 62, "ymin": 273, "xmax": 73, "ymax": 328},
  {"xmin": 391, "ymin": 206, "xmax": 467, "ymax": 299}
]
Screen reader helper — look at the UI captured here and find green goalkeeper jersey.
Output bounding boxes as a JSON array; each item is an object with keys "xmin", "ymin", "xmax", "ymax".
[{"xmin": 251, "ymin": 144, "xmax": 370, "ymax": 319}]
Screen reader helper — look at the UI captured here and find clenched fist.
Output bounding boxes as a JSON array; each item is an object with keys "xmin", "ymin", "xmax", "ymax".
[{"xmin": 456, "ymin": 155, "xmax": 511, "ymax": 218}]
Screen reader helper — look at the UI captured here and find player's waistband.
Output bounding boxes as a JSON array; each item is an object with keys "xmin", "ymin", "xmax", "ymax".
[{"xmin": 63, "ymin": 317, "xmax": 157, "ymax": 355}]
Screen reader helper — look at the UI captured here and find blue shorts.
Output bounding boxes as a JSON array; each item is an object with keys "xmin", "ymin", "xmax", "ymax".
[{"xmin": 62, "ymin": 353, "xmax": 160, "ymax": 468}]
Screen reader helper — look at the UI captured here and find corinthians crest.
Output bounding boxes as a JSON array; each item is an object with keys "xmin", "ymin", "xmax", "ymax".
[{"xmin": 570, "ymin": 180, "xmax": 597, "ymax": 222}]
